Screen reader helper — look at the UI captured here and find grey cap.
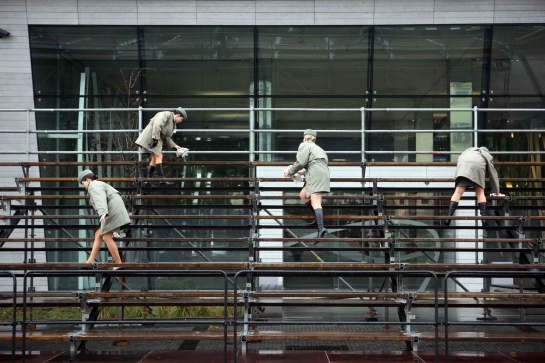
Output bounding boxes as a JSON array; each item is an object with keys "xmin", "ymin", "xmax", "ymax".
[
  {"xmin": 177, "ymin": 107, "xmax": 187, "ymax": 119},
  {"xmin": 479, "ymin": 146, "xmax": 490, "ymax": 153},
  {"xmin": 304, "ymin": 129, "xmax": 317, "ymax": 137},
  {"xmin": 77, "ymin": 169, "xmax": 94, "ymax": 185}
]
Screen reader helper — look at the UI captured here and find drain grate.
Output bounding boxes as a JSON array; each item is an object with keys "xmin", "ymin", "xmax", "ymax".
[{"xmin": 286, "ymin": 345, "xmax": 349, "ymax": 351}]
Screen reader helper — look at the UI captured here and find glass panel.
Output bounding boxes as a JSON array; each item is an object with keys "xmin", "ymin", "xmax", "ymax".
[
  {"xmin": 481, "ymin": 97, "xmax": 545, "ymax": 162},
  {"xmin": 373, "ymin": 25, "xmax": 488, "ymax": 96},
  {"xmin": 144, "ymin": 97, "xmax": 250, "ymax": 162},
  {"xmin": 142, "ymin": 27, "xmax": 254, "ymax": 96},
  {"xmin": 490, "ymin": 25, "xmax": 545, "ymax": 95},
  {"xmin": 262, "ymin": 97, "xmax": 365, "ymax": 162},
  {"xmin": 369, "ymin": 98, "xmax": 474, "ymax": 162},
  {"xmin": 257, "ymin": 26, "xmax": 371, "ymax": 96},
  {"xmin": 29, "ymin": 26, "xmax": 139, "ymax": 96}
]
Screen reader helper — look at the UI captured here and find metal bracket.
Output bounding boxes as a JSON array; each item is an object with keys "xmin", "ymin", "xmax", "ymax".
[
  {"xmin": 408, "ymin": 292, "xmax": 414, "ymax": 301},
  {"xmin": 92, "ymin": 262, "xmax": 99, "ymax": 270},
  {"xmin": 398, "ymin": 263, "xmax": 405, "ymax": 270}
]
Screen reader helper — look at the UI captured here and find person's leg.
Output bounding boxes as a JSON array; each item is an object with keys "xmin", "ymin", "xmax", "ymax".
[
  {"xmin": 475, "ymin": 187, "xmax": 488, "ymax": 226},
  {"xmin": 475, "ymin": 186, "xmax": 486, "ymax": 203},
  {"xmin": 451, "ymin": 186, "xmax": 466, "ymax": 203},
  {"xmin": 102, "ymin": 232, "xmax": 123, "ymax": 268},
  {"xmin": 444, "ymin": 186, "xmax": 466, "ymax": 226},
  {"xmin": 155, "ymin": 153, "xmax": 174, "ymax": 186},
  {"xmin": 299, "ymin": 187, "xmax": 310, "ymax": 203},
  {"xmin": 300, "ymin": 187, "xmax": 317, "ymax": 225},
  {"xmin": 311, "ymin": 193, "xmax": 327, "ymax": 239},
  {"xmin": 144, "ymin": 154, "xmax": 157, "ymax": 187},
  {"xmin": 86, "ymin": 228, "xmax": 104, "ymax": 264},
  {"xmin": 149, "ymin": 153, "xmax": 157, "ymax": 167}
]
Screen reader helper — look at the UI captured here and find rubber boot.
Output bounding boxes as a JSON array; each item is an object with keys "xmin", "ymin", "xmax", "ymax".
[
  {"xmin": 478, "ymin": 202, "xmax": 488, "ymax": 227},
  {"xmin": 444, "ymin": 201, "xmax": 459, "ymax": 226},
  {"xmin": 305, "ymin": 201, "xmax": 317, "ymax": 226},
  {"xmin": 313, "ymin": 208, "xmax": 328, "ymax": 244},
  {"xmin": 156, "ymin": 163, "xmax": 174, "ymax": 186},
  {"xmin": 143, "ymin": 166, "xmax": 155, "ymax": 188}
]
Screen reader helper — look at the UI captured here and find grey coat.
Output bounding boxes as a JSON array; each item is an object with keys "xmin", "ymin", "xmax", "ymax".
[
  {"xmin": 87, "ymin": 180, "xmax": 131, "ymax": 235},
  {"xmin": 455, "ymin": 147, "xmax": 500, "ymax": 194},
  {"xmin": 289, "ymin": 141, "xmax": 330, "ymax": 198},
  {"xmin": 135, "ymin": 111, "xmax": 178, "ymax": 156}
]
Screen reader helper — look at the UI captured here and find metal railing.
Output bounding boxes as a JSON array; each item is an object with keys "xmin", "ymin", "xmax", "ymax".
[
  {"xmin": 233, "ymin": 269, "xmax": 439, "ymax": 363},
  {"xmin": 1, "ymin": 107, "xmax": 545, "ymax": 161},
  {"xmin": 21, "ymin": 269, "xmax": 230, "ymax": 363},
  {"xmin": 0, "ymin": 271, "xmax": 16, "ymax": 363}
]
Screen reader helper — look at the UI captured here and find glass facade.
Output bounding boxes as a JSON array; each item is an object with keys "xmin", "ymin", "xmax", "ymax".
[
  {"xmin": 29, "ymin": 25, "xmax": 545, "ymax": 163},
  {"xmin": 28, "ymin": 25, "xmax": 545, "ymax": 290}
]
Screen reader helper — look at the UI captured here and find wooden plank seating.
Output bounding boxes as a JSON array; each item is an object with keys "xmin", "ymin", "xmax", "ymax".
[
  {"xmin": 0, "ymin": 330, "xmax": 229, "ymax": 342},
  {"xmin": 2, "ymin": 159, "xmax": 545, "ymax": 357},
  {"xmin": 420, "ymin": 331, "xmax": 545, "ymax": 342},
  {"xmin": 244, "ymin": 331, "xmax": 415, "ymax": 342}
]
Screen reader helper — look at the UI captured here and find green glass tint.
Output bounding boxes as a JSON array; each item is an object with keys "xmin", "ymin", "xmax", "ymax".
[{"xmin": 373, "ymin": 26, "xmax": 488, "ymax": 96}]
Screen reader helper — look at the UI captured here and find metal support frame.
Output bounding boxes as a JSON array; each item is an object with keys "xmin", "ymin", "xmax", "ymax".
[
  {"xmin": 444, "ymin": 271, "xmax": 545, "ymax": 363},
  {"xmin": 0, "ymin": 271, "xmax": 16, "ymax": 363},
  {"xmin": 21, "ymin": 270, "xmax": 230, "ymax": 362},
  {"xmin": 233, "ymin": 269, "xmax": 439, "ymax": 363}
]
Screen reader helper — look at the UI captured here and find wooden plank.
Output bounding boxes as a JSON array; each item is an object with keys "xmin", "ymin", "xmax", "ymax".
[
  {"xmin": 420, "ymin": 331, "xmax": 545, "ymax": 342},
  {"xmin": 75, "ymin": 330, "xmax": 228, "ymax": 341},
  {"xmin": 249, "ymin": 298, "xmax": 404, "ymax": 307},
  {"xmin": 0, "ymin": 331, "xmax": 70, "ymax": 342},
  {"xmin": 86, "ymin": 298, "xmax": 238, "ymax": 307},
  {"xmin": 245, "ymin": 331, "xmax": 413, "ymax": 342}
]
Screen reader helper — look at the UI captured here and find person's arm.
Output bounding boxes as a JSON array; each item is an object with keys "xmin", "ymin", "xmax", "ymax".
[
  {"xmin": 88, "ymin": 184, "xmax": 109, "ymax": 220},
  {"xmin": 151, "ymin": 112, "xmax": 168, "ymax": 140},
  {"xmin": 164, "ymin": 137, "xmax": 177, "ymax": 149},
  {"xmin": 288, "ymin": 143, "xmax": 310, "ymax": 175},
  {"xmin": 487, "ymin": 161, "xmax": 501, "ymax": 195}
]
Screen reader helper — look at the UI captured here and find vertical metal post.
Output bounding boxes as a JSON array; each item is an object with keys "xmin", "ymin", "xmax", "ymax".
[
  {"xmin": 249, "ymin": 107, "xmax": 255, "ymax": 162},
  {"xmin": 473, "ymin": 106, "xmax": 478, "ymax": 148},
  {"xmin": 138, "ymin": 106, "xmax": 143, "ymax": 162},
  {"xmin": 361, "ymin": 107, "xmax": 366, "ymax": 163},
  {"xmin": 26, "ymin": 108, "xmax": 31, "ymax": 162}
]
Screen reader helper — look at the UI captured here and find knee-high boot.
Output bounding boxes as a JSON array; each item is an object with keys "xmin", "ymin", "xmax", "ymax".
[
  {"xmin": 144, "ymin": 166, "xmax": 155, "ymax": 188},
  {"xmin": 314, "ymin": 208, "xmax": 328, "ymax": 239},
  {"xmin": 478, "ymin": 202, "xmax": 487, "ymax": 227},
  {"xmin": 155, "ymin": 163, "xmax": 174, "ymax": 186},
  {"xmin": 305, "ymin": 201, "xmax": 317, "ymax": 226},
  {"xmin": 444, "ymin": 201, "xmax": 459, "ymax": 226}
]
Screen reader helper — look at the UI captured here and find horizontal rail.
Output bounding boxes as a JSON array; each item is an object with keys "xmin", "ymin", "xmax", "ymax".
[{"xmin": 1, "ymin": 262, "xmax": 544, "ymax": 270}]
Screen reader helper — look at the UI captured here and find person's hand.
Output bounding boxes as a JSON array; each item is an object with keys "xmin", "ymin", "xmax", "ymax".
[
  {"xmin": 149, "ymin": 138, "xmax": 158, "ymax": 149},
  {"xmin": 100, "ymin": 214, "xmax": 106, "ymax": 222},
  {"xmin": 176, "ymin": 147, "xmax": 189, "ymax": 158},
  {"xmin": 283, "ymin": 170, "xmax": 291, "ymax": 178},
  {"xmin": 175, "ymin": 145, "xmax": 182, "ymax": 150}
]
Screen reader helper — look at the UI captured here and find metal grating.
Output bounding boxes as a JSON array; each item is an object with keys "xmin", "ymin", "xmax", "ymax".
[{"xmin": 286, "ymin": 345, "xmax": 349, "ymax": 351}]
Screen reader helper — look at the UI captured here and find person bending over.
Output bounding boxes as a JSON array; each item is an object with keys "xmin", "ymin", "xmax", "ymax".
[
  {"xmin": 78, "ymin": 170, "xmax": 131, "ymax": 269},
  {"xmin": 445, "ymin": 146, "xmax": 502, "ymax": 227},
  {"xmin": 135, "ymin": 107, "xmax": 187, "ymax": 187}
]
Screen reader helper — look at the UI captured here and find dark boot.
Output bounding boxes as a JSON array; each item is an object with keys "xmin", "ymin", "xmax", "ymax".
[
  {"xmin": 314, "ymin": 208, "xmax": 328, "ymax": 241},
  {"xmin": 305, "ymin": 201, "xmax": 317, "ymax": 226},
  {"xmin": 143, "ymin": 166, "xmax": 155, "ymax": 188},
  {"xmin": 155, "ymin": 163, "xmax": 174, "ymax": 186},
  {"xmin": 444, "ymin": 201, "xmax": 459, "ymax": 226},
  {"xmin": 478, "ymin": 202, "xmax": 488, "ymax": 227}
]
